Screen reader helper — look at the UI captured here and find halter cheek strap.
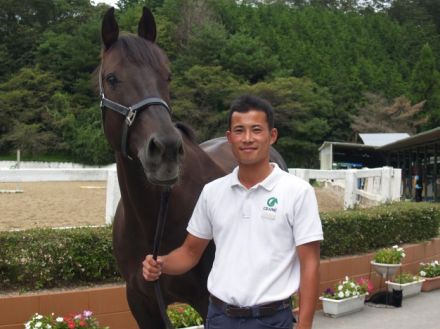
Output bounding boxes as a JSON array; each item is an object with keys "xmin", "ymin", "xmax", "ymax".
[{"xmin": 98, "ymin": 64, "xmax": 172, "ymax": 159}]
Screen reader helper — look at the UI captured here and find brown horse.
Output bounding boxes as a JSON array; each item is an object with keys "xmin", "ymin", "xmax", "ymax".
[{"xmin": 99, "ymin": 7, "xmax": 287, "ymax": 329}]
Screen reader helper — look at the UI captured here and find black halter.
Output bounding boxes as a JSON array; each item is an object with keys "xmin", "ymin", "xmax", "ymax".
[{"xmin": 98, "ymin": 64, "xmax": 172, "ymax": 159}]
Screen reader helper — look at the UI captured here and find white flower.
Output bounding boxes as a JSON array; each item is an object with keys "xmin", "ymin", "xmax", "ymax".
[
  {"xmin": 392, "ymin": 245, "xmax": 398, "ymax": 249},
  {"xmin": 46, "ymin": 325, "xmax": 52, "ymax": 329},
  {"xmin": 36, "ymin": 315, "xmax": 43, "ymax": 320},
  {"xmin": 401, "ymin": 252, "xmax": 406, "ymax": 258},
  {"xmin": 56, "ymin": 317, "xmax": 64, "ymax": 323},
  {"xmin": 338, "ymin": 285, "xmax": 343, "ymax": 291},
  {"xmin": 350, "ymin": 282, "xmax": 355, "ymax": 288},
  {"xmin": 35, "ymin": 322, "xmax": 42, "ymax": 328},
  {"xmin": 25, "ymin": 322, "xmax": 31, "ymax": 329},
  {"xmin": 420, "ymin": 270, "xmax": 427, "ymax": 277},
  {"xmin": 435, "ymin": 260, "xmax": 439, "ymax": 265},
  {"xmin": 345, "ymin": 276, "xmax": 349, "ymax": 281},
  {"xmin": 338, "ymin": 291, "xmax": 344, "ymax": 298},
  {"xmin": 397, "ymin": 247, "xmax": 403, "ymax": 252},
  {"xmin": 345, "ymin": 290, "xmax": 351, "ymax": 297}
]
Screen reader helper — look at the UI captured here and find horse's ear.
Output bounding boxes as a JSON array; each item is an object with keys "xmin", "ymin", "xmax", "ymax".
[
  {"xmin": 102, "ymin": 7, "xmax": 119, "ymax": 50},
  {"xmin": 138, "ymin": 7, "xmax": 156, "ymax": 42}
]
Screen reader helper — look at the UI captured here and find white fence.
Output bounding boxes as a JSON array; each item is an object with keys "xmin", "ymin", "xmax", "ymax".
[
  {"xmin": 290, "ymin": 166, "xmax": 401, "ymax": 209},
  {"xmin": 0, "ymin": 166, "xmax": 401, "ymax": 224}
]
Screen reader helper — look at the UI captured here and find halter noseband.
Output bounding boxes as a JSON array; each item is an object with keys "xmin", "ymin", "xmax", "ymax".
[{"xmin": 98, "ymin": 64, "xmax": 172, "ymax": 159}]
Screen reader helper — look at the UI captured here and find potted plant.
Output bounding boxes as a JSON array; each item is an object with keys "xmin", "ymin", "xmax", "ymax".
[
  {"xmin": 420, "ymin": 260, "xmax": 440, "ymax": 292},
  {"xmin": 319, "ymin": 276, "xmax": 371, "ymax": 318},
  {"xmin": 371, "ymin": 245, "xmax": 405, "ymax": 278},
  {"xmin": 386, "ymin": 272, "xmax": 425, "ymax": 298},
  {"xmin": 25, "ymin": 310, "xmax": 109, "ymax": 329},
  {"xmin": 167, "ymin": 304, "xmax": 204, "ymax": 329}
]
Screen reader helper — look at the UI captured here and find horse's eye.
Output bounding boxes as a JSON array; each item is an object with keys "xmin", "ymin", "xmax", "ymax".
[{"xmin": 105, "ymin": 74, "xmax": 119, "ymax": 88}]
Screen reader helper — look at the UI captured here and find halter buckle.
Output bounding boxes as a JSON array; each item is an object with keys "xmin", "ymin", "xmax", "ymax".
[{"xmin": 125, "ymin": 108, "xmax": 137, "ymax": 126}]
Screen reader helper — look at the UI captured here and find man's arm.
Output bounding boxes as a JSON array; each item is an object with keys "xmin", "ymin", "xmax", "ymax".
[
  {"xmin": 142, "ymin": 233, "xmax": 210, "ymax": 281},
  {"xmin": 296, "ymin": 241, "xmax": 320, "ymax": 329}
]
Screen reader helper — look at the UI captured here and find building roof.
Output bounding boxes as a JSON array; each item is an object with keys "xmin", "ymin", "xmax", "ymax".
[
  {"xmin": 358, "ymin": 133, "xmax": 410, "ymax": 146},
  {"xmin": 378, "ymin": 127, "xmax": 440, "ymax": 151}
]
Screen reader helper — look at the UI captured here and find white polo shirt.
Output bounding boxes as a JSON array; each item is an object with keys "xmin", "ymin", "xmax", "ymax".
[{"xmin": 187, "ymin": 163, "xmax": 323, "ymax": 307}]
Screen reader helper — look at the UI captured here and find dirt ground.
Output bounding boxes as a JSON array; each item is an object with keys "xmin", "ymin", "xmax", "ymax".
[
  {"xmin": 0, "ymin": 182, "xmax": 343, "ymax": 231},
  {"xmin": 0, "ymin": 181, "xmax": 106, "ymax": 231}
]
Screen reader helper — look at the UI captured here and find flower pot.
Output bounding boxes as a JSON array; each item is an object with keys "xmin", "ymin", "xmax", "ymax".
[
  {"xmin": 386, "ymin": 279, "xmax": 425, "ymax": 298},
  {"xmin": 371, "ymin": 261, "xmax": 401, "ymax": 278},
  {"xmin": 319, "ymin": 294, "xmax": 366, "ymax": 318},
  {"xmin": 421, "ymin": 276, "xmax": 440, "ymax": 292}
]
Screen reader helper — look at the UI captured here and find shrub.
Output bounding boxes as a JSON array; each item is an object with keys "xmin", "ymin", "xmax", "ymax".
[
  {"xmin": 0, "ymin": 202, "xmax": 438, "ymax": 291},
  {"xmin": 320, "ymin": 202, "xmax": 440, "ymax": 258},
  {"xmin": 0, "ymin": 226, "xmax": 121, "ymax": 291}
]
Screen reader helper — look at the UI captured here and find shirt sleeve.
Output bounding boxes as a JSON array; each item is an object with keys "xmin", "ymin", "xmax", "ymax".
[
  {"xmin": 187, "ymin": 186, "xmax": 213, "ymax": 240},
  {"xmin": 292, "ymin": 184, "xmax": 323, "ymax": 246}
]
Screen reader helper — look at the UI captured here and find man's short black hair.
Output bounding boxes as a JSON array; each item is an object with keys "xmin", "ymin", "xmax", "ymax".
[{"xmin": 228, "ymin": 95, "xmax": 275, "ymax": 129}]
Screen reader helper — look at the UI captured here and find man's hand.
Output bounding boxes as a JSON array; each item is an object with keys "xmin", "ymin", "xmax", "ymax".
[{"xmin": 142, "ymin": 255, "xmax": 164, "ymax": 281}]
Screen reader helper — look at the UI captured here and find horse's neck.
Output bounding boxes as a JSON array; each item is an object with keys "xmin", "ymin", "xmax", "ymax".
[{"xmin": 115, "ymin": 154, "xmax": 163, "ymax": 231}]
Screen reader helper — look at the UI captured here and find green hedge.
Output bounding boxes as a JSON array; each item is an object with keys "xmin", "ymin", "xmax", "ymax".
[
  {"xmin": 1, "ymin": 203, "xmax": 439, "ymax": 291},
  {"xmin": 0, "ymin": 226, "xmax": 121, "ymax": 291},
  {"xmin": 320, "ymin": 202, "xmax": 440, "ymax": 258}
]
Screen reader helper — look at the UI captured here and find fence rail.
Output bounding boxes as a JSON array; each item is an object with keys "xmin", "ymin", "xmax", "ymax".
[{"xmin": 0, "ymin": 166, "xmax": 402, "ymax": 224}]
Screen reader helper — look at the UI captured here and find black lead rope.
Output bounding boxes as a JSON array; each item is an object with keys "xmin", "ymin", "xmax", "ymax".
[{"xmin": 152, "ymin": 186, "xmax": 175, "ymax": 329}]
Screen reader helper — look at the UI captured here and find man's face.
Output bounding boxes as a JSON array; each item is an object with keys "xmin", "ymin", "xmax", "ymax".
[{"xmin": 226, "ymin": 109, "xmax": 278, "ymax": 167}]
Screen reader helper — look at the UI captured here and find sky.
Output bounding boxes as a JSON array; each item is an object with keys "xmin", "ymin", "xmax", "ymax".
[{"xmin": 92, "ymin": 0, "xmax": 119, "ymax": 8}]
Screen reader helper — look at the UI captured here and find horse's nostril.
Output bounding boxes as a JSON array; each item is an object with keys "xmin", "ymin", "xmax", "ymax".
[{"xmin": 148, "ymin": 137, "xmax": 164, "ymax": 158}]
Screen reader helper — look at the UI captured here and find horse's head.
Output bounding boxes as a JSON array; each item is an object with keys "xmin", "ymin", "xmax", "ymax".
[{"xmin": 99, "ymin": 7, "xmax": 183, "ymax": 186}]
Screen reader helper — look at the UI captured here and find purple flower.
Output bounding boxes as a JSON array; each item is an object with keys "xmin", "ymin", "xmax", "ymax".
[{"xmin": 324, "ymin": 288, "xmax": 334, "ymax": 295}]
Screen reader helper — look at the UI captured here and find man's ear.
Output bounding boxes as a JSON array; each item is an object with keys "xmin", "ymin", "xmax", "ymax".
[
  {"xmin": 270, "ymin": 128, "xmax": 278, "ymax": 145},
  {"xmin": 226, "ymin": 130, "xmax": 232, "ymax": 143}
]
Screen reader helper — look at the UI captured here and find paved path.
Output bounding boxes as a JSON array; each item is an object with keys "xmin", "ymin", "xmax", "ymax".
[{"xmin": 312, "ymin": 289, "xmax": 440, "ymax": 329}]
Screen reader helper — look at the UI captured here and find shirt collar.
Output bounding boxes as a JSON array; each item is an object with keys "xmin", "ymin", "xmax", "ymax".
[{"xmin": 230, "ymin": 163, "xmax": 281, "ymax": 191}]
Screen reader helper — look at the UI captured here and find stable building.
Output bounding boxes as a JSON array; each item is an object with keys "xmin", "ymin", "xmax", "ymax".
[{"xmin": 319, "ymin": 128, "xmax": 440, "ymax": 201}]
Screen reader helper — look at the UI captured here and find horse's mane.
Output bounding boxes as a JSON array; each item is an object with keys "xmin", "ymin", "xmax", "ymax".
[{"xmin": 175, "ymin": 122, "xmax": 198, "ymax": 143}]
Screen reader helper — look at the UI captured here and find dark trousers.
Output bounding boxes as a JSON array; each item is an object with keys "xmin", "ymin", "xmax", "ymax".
[{"xmin": 205, "ymin": 301, "xmax": 295, "ymax": 329}]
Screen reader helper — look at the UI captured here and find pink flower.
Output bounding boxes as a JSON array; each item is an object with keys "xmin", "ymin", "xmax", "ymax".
[{"xmin": 83, "ymin": 310, "xmax": 93, "ymax": 318}]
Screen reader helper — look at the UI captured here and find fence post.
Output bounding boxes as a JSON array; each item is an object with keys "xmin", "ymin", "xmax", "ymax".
[
  {"xmin": 391, "ymin": 168, "xmax": 402, "ymax": 201},
  {"xmin": 344, "ymin": 169, "xmax": 357, "ymax": 209},
  {"xmin": 106, "ymin": 168, "xmax": 120, "ymax": 224},
  {"xmin": 380, "ymin": 166, "xmax": 393, "ymax": 202}
]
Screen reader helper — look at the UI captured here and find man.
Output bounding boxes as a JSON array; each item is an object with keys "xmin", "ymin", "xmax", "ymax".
[{"xmin": 143, "ymin": 95, "xmax": 323, "ymax": 329}]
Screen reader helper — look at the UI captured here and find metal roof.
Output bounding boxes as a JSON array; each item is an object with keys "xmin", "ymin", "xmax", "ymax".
[
  {"xmin": 359, "ymin": 133, "xmax": 410, "ymax": 146},
  {"xmin": 319, "ymin": 127, "xmax": 440, "ymax": 152},
  {"xmin": 378, "ymin": 127, "xmax": 440, "ymax": 151}
]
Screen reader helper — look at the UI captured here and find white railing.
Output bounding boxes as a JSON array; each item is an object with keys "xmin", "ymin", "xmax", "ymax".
[
  {"xmin": 0, "ymin": 166, "xmax": 401, "ymax": 224},
  {"xmin": 289, "ymin": 166, "xmax": 401, "ymax": 209}
]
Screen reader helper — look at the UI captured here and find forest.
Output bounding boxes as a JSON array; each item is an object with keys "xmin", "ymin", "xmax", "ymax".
[{"xmin": 1, "ymin": 0, "xmax": 439, "ymax": 167}]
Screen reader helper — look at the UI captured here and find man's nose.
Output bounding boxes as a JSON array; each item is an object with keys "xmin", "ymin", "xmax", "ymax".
[{"xmin": 244, "ymin": 130, "xmax": 253, "ymax": 142}]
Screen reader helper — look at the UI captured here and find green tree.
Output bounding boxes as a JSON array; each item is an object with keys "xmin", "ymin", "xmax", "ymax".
[{"xmin": 409, "ymin": 43, "xmax": 440, "ymax": 127}]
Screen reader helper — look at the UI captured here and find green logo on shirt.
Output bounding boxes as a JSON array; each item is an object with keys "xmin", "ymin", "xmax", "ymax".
[{"xmin": 267, "ymin": 197, "xmax": 278, "ymax": 207}]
